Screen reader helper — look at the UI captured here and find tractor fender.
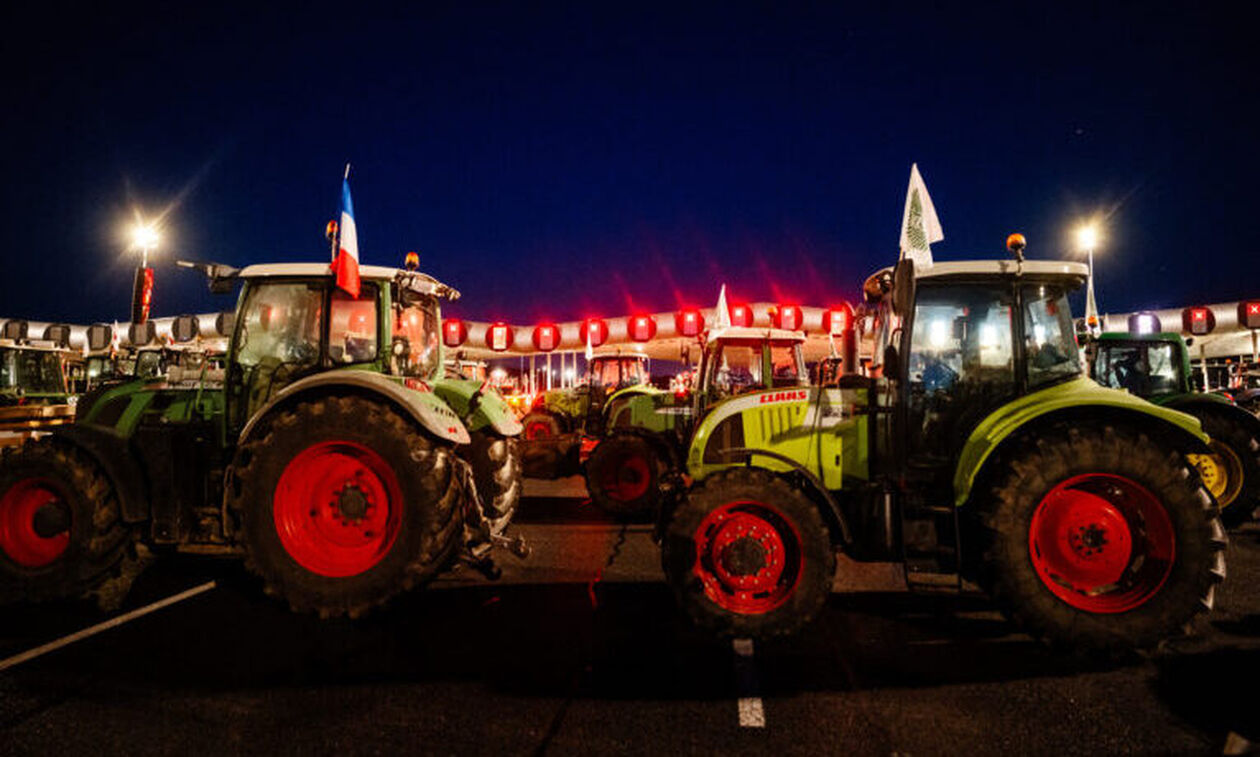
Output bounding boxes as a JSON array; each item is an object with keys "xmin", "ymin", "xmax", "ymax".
[
  {"xmin": 1163, "ymin": 393, "xmax": 1260, "ymax": 439},
  {"xmin": 238, "ymin": 371, "xmax": 470, "ymax": 447},
  {"xmin": 53, "ymin": 424, "xmax": 151, "ymax": 524},
  {"xmin": 430, "ymin": 377, "xmax": 523, "ymax": 437},
  {"xmin": 954, "ymin": 378, "xmax": 1212, "ymax": 506}
]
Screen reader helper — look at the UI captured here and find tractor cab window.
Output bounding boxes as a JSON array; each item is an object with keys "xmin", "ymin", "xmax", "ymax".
[
  {"xmin": 391, "ymin": 287, "xmax": 440, "ymax": 378},
  {"xmin": 134, "ymin": 350, "xmax": 163, "ymax": 379},
  {"xmin": 769, "ymin": 342, "xmax": 807, "ymax": 387},
  {"xmin": 329, "ymin": 285, "xmax": 379, "ymax": 364},
  {"xmin": 591, "ymin": 358, "xmax": 646, "ymax": 390},
  {"xmin": 1, "ymin": 350, "xmax": 65, "ymax": 394},
  {"xmin": 704, "ymin": 341, "xmax": 764, "ymax": 400},
  {"xmin": 235, "ymin": 282, "xmax": 324, "ymax": 369},
  {"xmin": 1023, "ymin": 285, "xmax": 1081, "ymax": 389},
  {"xmin": 1095, "ymin": 342, "xmax": 1182, "ymax": 396},
  {"xmin": 907, "ymin": 283, "xmax": 1017, "ymax": 459}
]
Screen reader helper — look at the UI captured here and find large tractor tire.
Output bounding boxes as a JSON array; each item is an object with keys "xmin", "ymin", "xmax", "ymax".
[
  {"xmin": 1185, "ymin": 411, "xmax": 1260, "ymax": 527},
  {"xmin": 0, "ymin": 439, "xmax": 130, "ymax": 604},
  {"xmin": 662, "ymin": 468, "xmax": 835, "ymax": 639},
  {"xmin": 231, "ymin": 396, "xmax": 462, "ymax": 618},
  {"xmin": 585, "ymin": 434, "xmax": 662, "ymax": 518},
  {"xmin": 975, "ymin": 423, "xmax": 1227, "ymax": 655},
  {"xmin": 460, "ymin": 430, "xmax": 521, "ymax": 536},
  {"xmin": 521, "ymin": 411, "xmax": 563, "ymax": 441}
]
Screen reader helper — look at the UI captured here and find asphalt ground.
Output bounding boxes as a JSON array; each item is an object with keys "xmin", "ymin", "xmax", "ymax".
[{"xmin": 2, "ymin": 477, "xmax": 1259, "ymax": 756}]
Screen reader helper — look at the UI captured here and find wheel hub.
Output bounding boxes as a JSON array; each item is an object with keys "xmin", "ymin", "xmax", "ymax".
[
  {"xmin": 0, "ymin": 478, "xmax": 71, "ymax": 568},
  {"xmin": 336, "ymin": 485, "xmax": 371, "ymax": 522},
  {"xmin": 32, "ymin": 501, "xmax": 70, "ymax": 538},
  {"xmin": 721, "ymin": 535, "xmax": 768, "ymax": 577}
]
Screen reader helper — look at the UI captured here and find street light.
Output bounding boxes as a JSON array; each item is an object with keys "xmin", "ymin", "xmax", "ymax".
[
  {"xmin": 131, "ymin": 223, "xmax": 160, "ymax": 268},
  {"xmin": 1076, "ymin": 223, "xmax": 1102, "ymax": 334}
]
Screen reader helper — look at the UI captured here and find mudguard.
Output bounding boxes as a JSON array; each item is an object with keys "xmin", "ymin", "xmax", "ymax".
[
  {"xmin": 953, "ymin": 376, "xmax": 1211, "ymax": 506},
  {"xmin": 238, "ymin": 370, "xmax": 470, "ymax": 446},
  {"xmin": 430, "ymin": 377, "xmax": 523, "ymax": 437}
]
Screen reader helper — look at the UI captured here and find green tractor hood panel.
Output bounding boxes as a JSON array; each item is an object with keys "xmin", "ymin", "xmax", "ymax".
[
  {"xmin": 953, "ymin": 376, "xmax": 1210, "ymax": 506},
  {"xmin": 431, "ymin": 377, "xmax": 524, "ymax": 437}
]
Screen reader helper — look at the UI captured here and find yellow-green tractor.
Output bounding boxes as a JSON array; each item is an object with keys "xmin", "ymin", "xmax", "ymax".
[{"xmin": 653, "ymin": 248, "xmax": 1226, "ymax": 655}]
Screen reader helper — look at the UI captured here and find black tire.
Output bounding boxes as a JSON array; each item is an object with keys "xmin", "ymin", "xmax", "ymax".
[
  {"xmin": 974, "ymin": 423, "xmax": 1227, "ymax": 655},
  {"xmin": 585, "ymin": 434, "xmax": 662, "ymax": 517},
  {"xmin": 1186, "ymin": 411, "xmax": 1260, "ymax": 527},
  {"xmin": 0, "ymin": 439, "xmax": 130, "ymax": 604},
  {"xmin": 230, "ymin": 396, "xmax": 462, "ymax": 618},
  {"xmin": 662, "ymin": 468, "xmax": 835, "ymax": 639},
  {"xmin": 460, "ymin": 430, "xmax": 521, "ymax": 536},
  {"xmin": 521, "ymin": 411, "xmax": 563, "ymax": 441}
]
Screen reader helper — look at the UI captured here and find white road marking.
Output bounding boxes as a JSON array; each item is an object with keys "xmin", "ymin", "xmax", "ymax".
[
  {"xmin": 0, "ymin": 580, "xmax": 217, "ymax": 674},
  {"xmin": 732, "ymin": 638, "xmax": 765, "ymax": 728}
]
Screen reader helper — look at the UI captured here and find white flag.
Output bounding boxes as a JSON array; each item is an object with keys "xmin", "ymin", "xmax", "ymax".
[
  {"xmin": 584, "ymin": 320, "xmax": 593, "ymax": 361},
  {"xmin": 899, "ymin": 163, "xmax": 943, "ymax": 270},
  {"xmin": 714, "ymin": 284, "xmax": 732, "ymax": 330}
]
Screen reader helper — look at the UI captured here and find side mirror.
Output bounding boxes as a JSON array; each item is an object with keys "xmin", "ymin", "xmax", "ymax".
[
  {"xmin": 892, "ymin": 259, "xmax": 915, "ymax": 317},
  {"xmin": 883, "ymin": 344, "xmax": 901, "ymax": 378}
]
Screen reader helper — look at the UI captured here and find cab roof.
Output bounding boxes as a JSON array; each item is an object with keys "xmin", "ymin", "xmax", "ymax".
[
  {"xmin": 1096, "ymin": 331, "xmax": 1187, "ymax": 345},
  {"xmin": 706, "ymin": 326, "xmax": 806, "ymax": 343},
  {"xmin": 236, "ymin": 263, "xmax": 456, "ymax": 298},
  {"xmin": 916, "ymin": 260, "xmax": 1088, "ymax": 283}
]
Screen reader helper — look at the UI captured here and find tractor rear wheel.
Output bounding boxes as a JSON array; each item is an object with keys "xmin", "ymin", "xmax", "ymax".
[
  {"xmin": 975, "ymin": 423, "xmax": 1227, "ymax": 655},
  {"xmin": 1185, "ymin": 411, "xmax": 1260, "ymax": 527},
  {"xmin": 521, "ymin": 411, "xmax": 563, "ymax": 441},
  {"xmin": 585, "ymin": 435, "xmax": 661, "ymax": 517},
  {"xmin": 662, "ymin": 468, "xmax": 835, "ymax": 639},
  {"xmin": 0, "ymin": 439, "xmax": 129, "ymax": 604},
  {"xmin": 460, "ymin": 431, "xmax": 521, "ymax": 536},
  {"xmin": 232, "ymin": 396, "xmax": 462, "ymax": 617}
]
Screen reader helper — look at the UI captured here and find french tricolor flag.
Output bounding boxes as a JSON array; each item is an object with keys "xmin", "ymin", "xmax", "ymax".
[{"xmin": 332, "ymin": 177, "xmax": 361, "ymax": 298}]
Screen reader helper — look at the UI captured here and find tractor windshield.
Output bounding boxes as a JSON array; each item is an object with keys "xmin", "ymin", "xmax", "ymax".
[
  {"xmin": 235, "ymin": 282, "xmax": 324, "ymax": 369},
  {"xmin": 0, "ymin": 349, "xmax": 65, "ymax": 394},
  {"xmin": 1023, "ymin": 284, "xmax": 1082, "ymax": 389},
  {"xmin": 392, "ymin": 289, "xmax": 440, "ymax": 378},
  {"xmin": 700, "ymin": 339, "xmax": 805, "ymax": 402},
  {"xmin": 591, "ymin": 358, "xmax": 647, "ymax": 390},
  {"xmin": 1094, "ymin": 341, "xmax": 1184, "ymax": 396}
]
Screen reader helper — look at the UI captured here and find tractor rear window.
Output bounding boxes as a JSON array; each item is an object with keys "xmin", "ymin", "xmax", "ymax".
[
  {"xmin": 235, "ymin": 282, "xmax": 323, "ymax": 369},
  {"xmin": 330, "ymin": 285, "xmax": 378, "ymax": 364}
]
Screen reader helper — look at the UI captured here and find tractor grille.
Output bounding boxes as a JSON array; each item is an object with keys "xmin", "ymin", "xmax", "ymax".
[{"xmin": 755, "ymin": 404, "xmax": 802, "ymax": 439}]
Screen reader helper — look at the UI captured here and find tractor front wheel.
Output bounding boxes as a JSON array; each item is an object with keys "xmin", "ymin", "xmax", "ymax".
[
  {"xmin": 232, "ymin": 396, "xmax": 462, "ymax": 617},
  {"xmin": 662, "ymin": 468, "xmax": 835, "ymax": 639},
  {"xmin": 1185, "ymin": 411, "xmax": 1260, "ymax": 527},
  {"xmin": 521, "ymin": 411, "xmax": 563, "ymax": 441},
  {"xmin": 976, "ymin": 424, "xmax": 1227, "ymax": 654},
  {"xmin": 0, "ymin": 440, "xmax": 129, "ymax": 604},
  {"xmin": 585, "ymin": 435, "xmax": 663, "ymax": 518},
  {"xmin": 460, "ymin": 431, "xmax": 521, "ymax": 536}
]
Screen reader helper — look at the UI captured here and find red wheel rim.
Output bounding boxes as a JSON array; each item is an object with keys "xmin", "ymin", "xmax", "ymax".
[
  {"xmin": 273, "ymin": 441, "xmax": 404, "ymax": 578},
  {"xmin": 1028, "ymin": 473, "xmax": 1175, "ymax": 613},
  {"xmin": 692, "ymin": 500, "xmax": 803, "ymax": 615},
  {"xmin": 0, "ymin": 478, "xmax": 71, "ymax": 568},
  {"xmin": 524, "ymin": 420, "xmax": 553, "ymax": 440},
  {"xmin": 601, "ymin": 452, "xmax": 650, "ymax": 503}
]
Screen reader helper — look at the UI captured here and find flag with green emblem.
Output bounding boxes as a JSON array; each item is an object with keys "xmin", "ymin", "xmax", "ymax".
[{"xmin": 898, "ymin": 163, "xmax": 943, "ymax": 270}]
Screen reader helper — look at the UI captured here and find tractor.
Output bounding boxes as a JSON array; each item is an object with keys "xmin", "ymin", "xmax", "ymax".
[
  {"xmin": 584, "ymin": 327, "xmax": 808, "ymax": 517},
  {"xmin": 0, "ymin": 258, "xmax": 524, "ymax": 616},
  {"xmin": 1089, "ymin": 330, "xmax": 1260, "ymax": 526},
  {"xmin": 519, "ymin": 353, "xmax": 653, "ymax": 440},
  {"xmin": 654, "ymin": 244, "xmax": 1227, "ymax": 655}
]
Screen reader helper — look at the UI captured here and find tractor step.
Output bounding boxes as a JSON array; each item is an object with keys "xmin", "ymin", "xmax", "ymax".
[{"xmin": 903, "ymin": 569, "xmax": 962, "ymax": 593}]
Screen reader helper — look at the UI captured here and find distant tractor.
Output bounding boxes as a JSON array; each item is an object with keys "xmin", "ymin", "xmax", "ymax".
[
  {"xmin": 653, "ymin": 246, "xmax": 1226, "ymax": 655},
  {"xmin": 0, "ymin": 259, "xmax": 524, "ymax": 615},
  {"xmin": 585, "ymin": 327, "xmax": 808, "ymax": 517},
  {"xmin": 519, "ymin": 353, "xmax": 653, "ymax": 440},
  {"xmin": 1089, "ymin": 330, "xmax": 1260, "ymax": 526},
  {"xmin": 0, "ymin": 341, "xmax": 78, "ymax": 449}
]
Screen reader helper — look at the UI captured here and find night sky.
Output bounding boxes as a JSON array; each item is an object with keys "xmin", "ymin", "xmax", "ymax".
[{"xmin": 3, "ymin": 3, "xmax": 1253, "ymax": 328}]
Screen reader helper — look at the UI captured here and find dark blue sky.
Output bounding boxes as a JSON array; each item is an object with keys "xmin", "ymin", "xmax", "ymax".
[{"xmin": 3, "ymin": 2, "xmax": 1253, "ymax": 326}]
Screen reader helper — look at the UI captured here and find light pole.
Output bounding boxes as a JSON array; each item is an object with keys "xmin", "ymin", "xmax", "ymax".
[
  {"xmin": 130, "ymin": 223, "xmax": 160, "ymax": 327},
  {"xmin": 1076, "ymin": 224, "xmax": 1100, "ymax": 335}
]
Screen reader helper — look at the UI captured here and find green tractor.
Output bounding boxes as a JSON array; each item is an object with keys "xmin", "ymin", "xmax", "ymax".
[
  {"xmin": 1089, "ymin": 330, "xmax": 1260, "ymax": 526},
  {"xmin": 654, "ymin": 248, "xmax": 1227, "ymax": 654},
  {"xmin": 519, "ymin": 353, "xmax": 654, "ymax": 441},
  {"xmin": 0, "ymin": 259, "xmax": 524, "ymax": 615},
  {"xmin": 585, "ymin": 327, "xmax": 807, "ymax": 517},
  {"xmin": 0, "ymin": 340, "xmax": 76, "ymax": 408}
]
